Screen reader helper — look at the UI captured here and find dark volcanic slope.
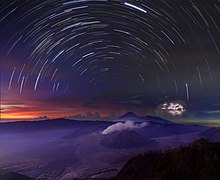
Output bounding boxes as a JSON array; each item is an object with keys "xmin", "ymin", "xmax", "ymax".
[
  {"xmin": 101, "ymin": 130, "xmax": 156, "ymax": 149},
  {"xmin": 115, "ymin": 139, "xmax": 220, "ymax": 180}
]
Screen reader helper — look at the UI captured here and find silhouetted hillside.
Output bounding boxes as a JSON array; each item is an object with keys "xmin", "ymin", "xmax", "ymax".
[
  {"xmin": 0, "ymin": 168, "xmax": 34, "ymax": 180},
  {"xmin": 115, "ymin": 139, "xmax": 220, "ymax": 180}
]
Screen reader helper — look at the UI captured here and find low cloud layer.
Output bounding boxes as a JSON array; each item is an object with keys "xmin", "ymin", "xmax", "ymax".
[{"xmin": 102, "ymin": 120, "xmax": 148, "ymax": 135}]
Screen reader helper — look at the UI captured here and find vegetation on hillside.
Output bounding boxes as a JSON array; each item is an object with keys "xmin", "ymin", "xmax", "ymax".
[{"xmin": 114, "ymin": 139, "xmax": 220, "ymax": 180}]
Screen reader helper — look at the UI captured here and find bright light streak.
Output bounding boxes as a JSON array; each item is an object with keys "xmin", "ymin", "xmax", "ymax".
[
  {"xmin": 8, "ymin": 67, "xmax": 16, "ymax": 90},
  {"xmin": 124, "ymin": 2, "xmax": 147, "ymax": 13},
  {"xmin": 185, "ymin": 83, "xmax": 190, "ymax": 101}
]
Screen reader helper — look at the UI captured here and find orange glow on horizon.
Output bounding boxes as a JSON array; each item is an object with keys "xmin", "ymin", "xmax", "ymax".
[
  {"xmin": 0, "ymin": 108, "xmax": 82, "ymax": 120},
  {"xmin": 1, "ymin": 99, "xmax": 146, "ymax": 121},
  {"xmin": 0, "ymin": 111, "xmax": 68, "ymax": 120},
  {"xmin": 1, "ymin": 113, "xmax": 37, "ymax": 120}
]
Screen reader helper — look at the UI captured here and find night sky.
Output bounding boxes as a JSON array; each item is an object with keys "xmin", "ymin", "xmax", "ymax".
[{"xmin": 0, "ymin": 0, "xmax": 220, "ymax": 123}]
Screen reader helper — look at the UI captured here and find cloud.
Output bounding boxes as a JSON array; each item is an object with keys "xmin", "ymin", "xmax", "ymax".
[
  {"xmin": 204, "ymin": 110, "xmax": 220, "ymax": 114},
  {"xmin": 67, "ymin": 111, "xmax": 118, "ymax": 120},
  {"xmin": 101, "ymin": 120, "xmax": 148, "ymax": 135}
]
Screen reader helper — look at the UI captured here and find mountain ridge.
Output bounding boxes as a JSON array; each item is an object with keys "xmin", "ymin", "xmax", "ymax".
[
  {"xmin": 114, "ymin": 139, "xmax": 220, "ymax": 180},
  {"xmin": 118, "ymin": 112, "xmax": 175, "ymax": 125}
]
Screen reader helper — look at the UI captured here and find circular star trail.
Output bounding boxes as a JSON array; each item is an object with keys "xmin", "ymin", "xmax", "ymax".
[{"xmin": 0, "ymin": 0, "xmax": 220, "ymax": 118}]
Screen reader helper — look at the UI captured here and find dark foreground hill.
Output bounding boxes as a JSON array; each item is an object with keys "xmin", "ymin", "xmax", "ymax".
[
  {"xmin": 114, "ymin": 139, "xmax": 220, "ymax": 180},
  {"xmin": 0, "ymin": 168, "xmax": 34, "ymax": 180}
]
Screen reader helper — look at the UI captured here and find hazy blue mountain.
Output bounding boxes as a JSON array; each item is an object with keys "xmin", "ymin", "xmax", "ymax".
[
  {"xmin": 118, "ymin": 112, "xmax": 139, "ymax": 119},
  {"xmin": 118, "ymin": 112, "xmax": 175, "ymax": 124},
  {"xmin": 200, "ymin": 127, "xmax": 220, "ymax": 142},
  {"xmin": 135, "ymin": 123, "xmax": 208, "ymax": 138},
  {"xmin": 0, "ymin": 113, "xmax": 213, "ymax": 179}
]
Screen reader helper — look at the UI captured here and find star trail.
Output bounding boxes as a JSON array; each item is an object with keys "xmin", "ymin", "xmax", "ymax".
[{"xmin": 0, "ymin": 0, "xmax": 220, "ymax": 122}]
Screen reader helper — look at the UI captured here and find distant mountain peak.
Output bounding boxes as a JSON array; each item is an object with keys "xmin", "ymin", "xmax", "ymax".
[
  {"xmin": 118, "ymin": 113, "xmax": 175, "ymax": 125},
  {"xmin": 119, "ymin": 112, "xmax": 138, "ymax": 119}
]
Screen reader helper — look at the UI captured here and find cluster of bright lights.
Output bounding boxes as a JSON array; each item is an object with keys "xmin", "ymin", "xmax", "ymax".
[{"xmin": 161, "ymin": 102, "xmax": 185, "ymax": 116}]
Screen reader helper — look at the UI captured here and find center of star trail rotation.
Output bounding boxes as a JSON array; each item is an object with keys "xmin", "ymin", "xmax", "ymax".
[{"xmin": 0, "ymin": 0, "xmax": 220, "ymax": 122}]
